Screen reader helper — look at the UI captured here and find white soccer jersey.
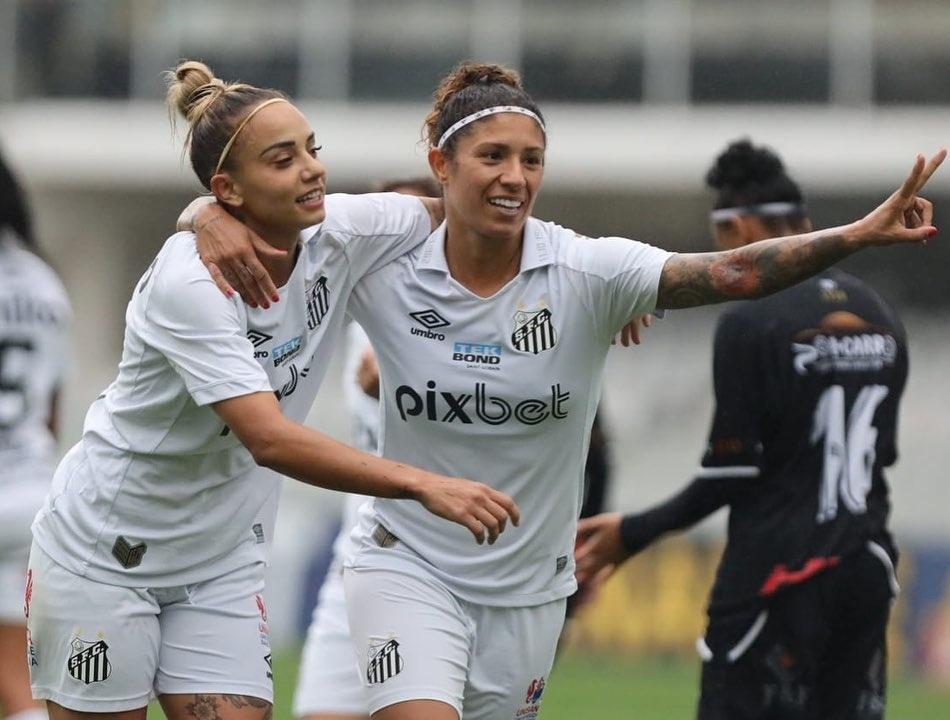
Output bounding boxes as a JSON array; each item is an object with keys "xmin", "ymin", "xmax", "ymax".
[
  {"xmin": 32, "ymin": 193, "xmax": 430, "ymax": 587},
  {"xmin": 0, "ymin": 231, "xmax": 71, "ymax": 551},
  {"xmin": 327, "ymin": 322, "xmax": 379, "ymax": 571},
  {"xmin": 346, "ymin": 218, "xmax": 672, "ymax": 606}
]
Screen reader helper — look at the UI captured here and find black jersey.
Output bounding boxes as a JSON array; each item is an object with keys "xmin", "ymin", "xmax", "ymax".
[{"xmin": 702, "ymin": 269, "xmax": 907, "ymax": 614}]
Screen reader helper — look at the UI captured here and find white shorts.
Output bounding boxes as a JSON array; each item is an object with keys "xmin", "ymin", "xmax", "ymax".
[
  {"xmin": 26, "ymin": 543, "xmax": 273, "ymax": 712},
  {"xmin": 292, "ymin": 565, "xmax": 367, "ymax": 717},
  {"xmin": 343, "ymin": 565, "xmax": 565, "ymax": 720}
]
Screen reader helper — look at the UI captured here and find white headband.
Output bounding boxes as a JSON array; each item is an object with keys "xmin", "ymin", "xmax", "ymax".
[
  {"xmin": 436, "ymin": 105, "xmax": 546, "ymax": 150},
  {"xmin": 709, "ymin": 201, "xmax": 805, "ymax": 223}
]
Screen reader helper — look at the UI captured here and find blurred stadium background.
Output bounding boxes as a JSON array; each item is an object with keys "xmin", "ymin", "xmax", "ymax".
[{"xmin": 2, "ymin": 0, "xmax": 949, "ymax": 716}]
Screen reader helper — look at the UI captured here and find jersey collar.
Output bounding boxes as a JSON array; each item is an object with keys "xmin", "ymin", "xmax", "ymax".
[{"xmin": 418, "ymin": 218, "xmax": 554, "ymax": 275}]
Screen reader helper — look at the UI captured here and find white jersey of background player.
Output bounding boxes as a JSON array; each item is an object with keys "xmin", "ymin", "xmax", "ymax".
[
  {"xmin": 0, "ymin": 227, "xmax": 70, "ymax": 720},
  {"xmin": 0, "ymin": 229, "xmax": 70, "ymax": 606},
  {"xmin": 294, "ymin": 322, "xmax": 377, "ymax": 719}
]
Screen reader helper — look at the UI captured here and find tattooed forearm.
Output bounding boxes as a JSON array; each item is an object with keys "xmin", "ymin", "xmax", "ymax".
[{"xmin": 657, "ymin": 227, "xmax": 856, "ymax": 309}]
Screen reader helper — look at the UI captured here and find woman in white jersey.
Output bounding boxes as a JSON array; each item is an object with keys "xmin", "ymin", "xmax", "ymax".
[
  {"xmin": 0, "ymin": 153, "xmax": 71, "ymax": 720},
  {"xmin": 293, "ymin": 177, "xmax": 441, "ymax": 720},
  {"xmin": 197, "ymin": 64, "xmax": 941, "ymax": 720},
  {"xmin": 25, "ymin": 62, "xmax": 519, "ymax": 720}
]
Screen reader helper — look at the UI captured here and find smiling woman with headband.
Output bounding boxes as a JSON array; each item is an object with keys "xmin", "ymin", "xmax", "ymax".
[
  {"xmin": 191, "ymin": 61, "xmax": 941, "ymax": 720},
  {"xmin": 24, "ymin": 60, "xmax": 520, "ymax": 720}
]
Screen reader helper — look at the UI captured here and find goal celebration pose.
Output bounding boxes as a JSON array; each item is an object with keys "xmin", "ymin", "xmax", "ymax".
[
  {"xmin": 196, "ymin": 63, "xmax": 941, "ymax": 720},
  {"xmin": 25, "ymin": 61, "xmax": 518, "ymax": 720}
]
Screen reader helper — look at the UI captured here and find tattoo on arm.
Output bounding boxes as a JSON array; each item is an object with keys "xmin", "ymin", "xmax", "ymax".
[{"xmin": 657, "ymin": 228, "xmax": 855, "ymax": 309}]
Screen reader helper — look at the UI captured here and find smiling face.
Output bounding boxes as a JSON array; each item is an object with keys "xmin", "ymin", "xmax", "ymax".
[
  {"xmin": 431, "ymin": 113, "xmax": 545, "ymax": 244},
  {"xmin": 212, "ymin": 102, "xmax": 326, "ymax": 243}
]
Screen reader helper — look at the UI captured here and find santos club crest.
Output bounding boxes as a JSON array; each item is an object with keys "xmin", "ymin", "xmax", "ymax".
[
  {"xmin": 512, "ymin": 308, "xmax": 556, "ymax": 355},
  {"xmin": 67, "ymin": 637, "xmax": 111, "ymax": 684}
]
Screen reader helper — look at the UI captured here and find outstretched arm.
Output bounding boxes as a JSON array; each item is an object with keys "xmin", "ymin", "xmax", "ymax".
[
  {"xmin": 213, "ymin": 391, "xmax": 519, "ymax": 545},
  {"xmin": 573, "ymin": 474, "xmax": 743, "ymax": 585},
  {"xmin": 657, "ymin": 150, "xmax": 944, "ymax": 309}
]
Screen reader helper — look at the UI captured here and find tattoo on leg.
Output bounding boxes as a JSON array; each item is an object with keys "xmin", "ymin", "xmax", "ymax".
[
  {"xmin": 222, "ymin": 695, "xmax": 270, "ymax": 710},
  {"xmin": 222, "ymin": 695, "xmax": 272, "ymax": 720},
  {"xmin": 186, "ymin": 695, "xmax": 221, "ymax": 720}
]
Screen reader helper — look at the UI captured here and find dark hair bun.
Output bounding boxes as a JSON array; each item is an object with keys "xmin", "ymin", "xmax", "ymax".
[{"xmin": 706, "ymin": 139, "xmax": 787, "ymax": 191}]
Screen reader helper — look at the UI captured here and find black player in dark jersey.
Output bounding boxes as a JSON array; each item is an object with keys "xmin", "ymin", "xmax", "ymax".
[{"xmin": 575, "ymin": 140, "xmax": 907, "ymax": 720}]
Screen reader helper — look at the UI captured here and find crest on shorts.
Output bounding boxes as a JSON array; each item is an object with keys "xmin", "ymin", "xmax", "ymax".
[
  {"xmin": 111, "ymin": 535, "xmax": 147, "ymax": 569},
  {"xmin": 67, "ymin": 637, "xmax": 111, "ymax": 684},
  {"xmin": 366, "ymin": 638, "xmax": 404, "ymax": 684},
  {"xmin": 512, "ymin": 308, "xmax": 556, "ymax": 355}
]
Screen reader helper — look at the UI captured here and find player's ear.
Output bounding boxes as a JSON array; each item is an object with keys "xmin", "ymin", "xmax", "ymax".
[
  {"xmin": 210, "ymin": 173, "xmax": 244, "ymax": 210},
  {"xmin": 428, "ymin": 147, "xmax": 450, "ymax": 184}
]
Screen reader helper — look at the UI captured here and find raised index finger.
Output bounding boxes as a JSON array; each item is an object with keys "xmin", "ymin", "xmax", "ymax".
[
  {"xmin": 900, "ymin": 149, "xmax": 947, "ymax": 200},
  {"xmin": 914, "ymin": 148, "xmax": 947, "ymax": 195}
]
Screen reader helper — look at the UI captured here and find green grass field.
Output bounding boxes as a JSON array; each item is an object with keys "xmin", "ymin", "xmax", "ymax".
[{"xmin": 145, "ymin": 646, "xmax": 950, "ymax": 719}]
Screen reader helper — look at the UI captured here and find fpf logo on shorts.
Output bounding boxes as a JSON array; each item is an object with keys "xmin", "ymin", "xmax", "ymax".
[
  {"xmin": 67, "ymin": 637, "xmax": 111, "ymax": 684},
  {"xmin": 512, "ymin": 309, "xmax": 556, "ymax": 354},
  {"xmin": 366, "ymin": 638, "xmax": 404, "ymax": 684},
  {"xmin": 516, "ymin": 677, "xmax": 546, "ymax": 719}
]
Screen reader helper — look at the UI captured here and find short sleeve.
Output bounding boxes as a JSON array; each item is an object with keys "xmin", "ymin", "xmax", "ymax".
[
  {"xmin": 565, "ymin": 234, "xmax": 672, "ymax": 341},
  {"xmin": 136, "ymin": 244, "xmax": 273, "ymax": 407},
  {"xmin": 699, "ymin": 309, "xmax": 765, "ymax": 476},
  {"xmin": 324, "ymin": 193, "xmax": 431, "ymax": 279}
]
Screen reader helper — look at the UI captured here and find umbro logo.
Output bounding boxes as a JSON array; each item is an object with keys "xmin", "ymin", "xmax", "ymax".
[
  {"xmin": 409, "ymin": 309, "xmax": 450, "ymax": 330},
  {"xmin": 247, "ymin": 330, "xmax": 273, "ymax": 347},
  {"xmin": 409, "ymin": 309, "xmax": 450, "ymax": 342}
]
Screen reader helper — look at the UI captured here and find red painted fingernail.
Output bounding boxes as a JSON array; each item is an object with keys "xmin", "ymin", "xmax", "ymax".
[
  {"xmin": 272, "ymin": 294, "xmax": 280, "ymax": 302},
  {"xmin": 928, "ymin": 227, "xmax": 939, "ymax": 238}
]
